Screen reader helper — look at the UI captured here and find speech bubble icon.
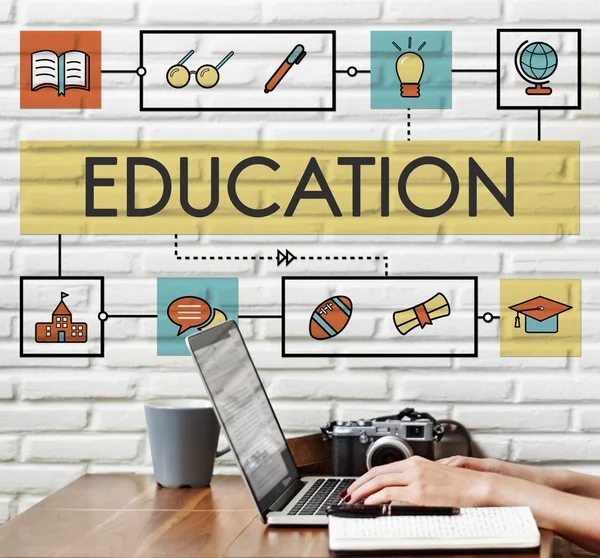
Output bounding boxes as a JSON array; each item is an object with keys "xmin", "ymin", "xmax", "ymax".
[
  {"xmin": 167, "ymin": 296, "xmax": 213, "ymax": 336},
  {"xmin": 199, "ymin": 308, "xmax": 228, "ymax": 331}
]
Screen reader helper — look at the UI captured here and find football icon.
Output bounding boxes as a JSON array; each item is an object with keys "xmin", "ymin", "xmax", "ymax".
[{"xmin": 309, "ymin": 295, "xmax": 353, "ymax": 340}]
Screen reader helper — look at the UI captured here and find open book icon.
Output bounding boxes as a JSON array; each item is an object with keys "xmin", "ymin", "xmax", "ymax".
[{"xmin": 31, "ymin": 50, "xmax": 90, "ymax": 96}]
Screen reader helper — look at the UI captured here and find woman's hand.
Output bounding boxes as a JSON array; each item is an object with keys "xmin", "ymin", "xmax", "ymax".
[
  {"xmin": 345, "ymin": 456, "xmax": 494, "ymax": 508},
  {"xmin": 345, "ymin": 456, "xmax": 600, "ymax": 554},
  {"xmin": 440, "ymin": 456, "xmax": 540, "ymax": 480},
  {"xmin": 439, "ymin": 456, "xmax": 569, "ymax": 492}
]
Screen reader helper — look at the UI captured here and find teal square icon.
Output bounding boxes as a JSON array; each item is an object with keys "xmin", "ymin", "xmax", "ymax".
[
  {"xmin": 157, "ymin": 277, "xmax": 238, "ymax": 356},
  {"xmin": 370, "ymin": 31, "xmax": 452, "ymax": 109}
]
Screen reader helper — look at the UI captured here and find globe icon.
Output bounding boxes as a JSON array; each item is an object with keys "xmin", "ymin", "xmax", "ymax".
[{"xmin": 516, "ymin": 41, "xmax": 558, "ymax": 95}]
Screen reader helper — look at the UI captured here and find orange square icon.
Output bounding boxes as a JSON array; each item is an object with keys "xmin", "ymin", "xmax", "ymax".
[{"xmin": 20, "ymin": 30, "xmax": 102, "ymax": 109}]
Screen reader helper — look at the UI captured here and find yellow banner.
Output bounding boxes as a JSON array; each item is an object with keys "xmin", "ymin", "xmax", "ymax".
[{"xmin": 20, "ymin": 141, "xmax": 580, "ymax": 235}]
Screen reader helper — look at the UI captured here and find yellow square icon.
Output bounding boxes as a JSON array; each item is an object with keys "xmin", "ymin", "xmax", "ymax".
[{"xmin": 500, "ymin": 279, "xmax": 581, "ymax": 357}]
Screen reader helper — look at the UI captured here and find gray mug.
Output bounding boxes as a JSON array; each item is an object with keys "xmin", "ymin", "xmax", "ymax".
[{"xmin": 145, "ymin": 399, "xmax": 229, "ymax": 488}]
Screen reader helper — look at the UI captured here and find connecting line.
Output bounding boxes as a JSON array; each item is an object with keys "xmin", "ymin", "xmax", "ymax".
[
  {"xmin": 336, "ymin": 66, "xmax": 371, "ymax": 77},
  {"xmin": 296, "ymin": 255, "xmax": 389, "ymax": 276},
  {"xmin": 297, "ymin": 255, "xmax": 384, "ymax": 261},
  {"xmin": 107, "ymin": 314, "xmax": 158, "ymax": 319},
  {"xmin": 108, "ymin": 313, "xmax": 280, "ymax": 320},
  {"xmin": 537, "ymin": 109, "xmax": 542, "ymax": 141},
  {"xmin": 238, "ymin": 315, "xmax": 282, "ymax": 320},
  {"xmin": 338, "ymin": 67, "xmax": 495, "ymax": 76},
  {"xmin": 174, "ymin": 236, "xmax": 388, "ymax": 274},
  {"xmin": 57, "ymin": 235, "xmax": 62, "ymax": 277},
  {"xmin": 407, "ymin": 108, "xmax": 411, "ymax": 142},
  {"xmin": 451, "ymin": 68, "xmax": 497, "ymax": 73},
  {"xmin": 478, "ymin": 313, "xmax": 500, "ymax": 324},
  {"xmin": 174, "ymin": 236, "xmax": 388, "ymax": 273},
  {"xmin": 174, "ymin": 234, "xmax": 274, "ymax": 262},
  {"xmin": 295, "ymin": 255, "xmax": 389, "ymax": 276},
  {"xmin": 101, "ymin": 69, "xmax": 140, "ymax": 74},
  {"xmin": 177, "ymin": 255, "xmax": 274, "ymax": 262}
]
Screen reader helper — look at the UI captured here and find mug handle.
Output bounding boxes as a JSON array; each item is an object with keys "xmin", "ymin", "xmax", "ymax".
[{"xmin": 215, "ymin": 446, "xmax": 230, "ymax": 458}]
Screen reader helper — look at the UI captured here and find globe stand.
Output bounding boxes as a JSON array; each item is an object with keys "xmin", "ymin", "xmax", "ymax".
[{"xmin": 525, "ymin": 82, "xmax": 552, "ymax": 96}]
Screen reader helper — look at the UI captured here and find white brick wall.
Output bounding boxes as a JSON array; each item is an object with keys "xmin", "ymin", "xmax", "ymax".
[
  {"xmin": 20, "ymin": 375, "xmax": 137, "ymax": 400},
  {"xmin": 23, "ymin": 435, "xmax": 142, "ymax": 462},
  {"xmin": 0, "ymin": 497, "xmax": 11, "ymax": 524},
  {"xmin": 0, "ymin": 436, "xmax": 19, "ymax": 461},
  {"xmin": 1, "ymin": 0, "xmax": 599, "ymax": 525}
]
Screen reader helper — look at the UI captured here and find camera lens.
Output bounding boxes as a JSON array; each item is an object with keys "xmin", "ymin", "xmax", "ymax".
[
  {"xmin": 373, "ymin": 447, "xmax": 402, "ymax": 465},
  {"xmin": 365, "ymin": 436, "xmax": 414, "ymax": 470}
]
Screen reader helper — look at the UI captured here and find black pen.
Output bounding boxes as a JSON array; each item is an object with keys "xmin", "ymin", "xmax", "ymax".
[{"xmin": 327, "ymin": 503, "xmax": 460, "ymax": 518}]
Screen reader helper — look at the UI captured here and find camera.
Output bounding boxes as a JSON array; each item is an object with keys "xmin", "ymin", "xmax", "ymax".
[{"xmin": 321, "ymin": 408, "xmax": 444, "ymax": 477}]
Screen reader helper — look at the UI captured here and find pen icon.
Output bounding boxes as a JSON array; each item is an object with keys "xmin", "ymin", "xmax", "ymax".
[{"xmin": 264, "ymin": 44, "xmax": 307, "ymax": 94}]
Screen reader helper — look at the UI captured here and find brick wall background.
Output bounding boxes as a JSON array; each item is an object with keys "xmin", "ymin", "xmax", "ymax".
[{"xmin": 0, "ymin": 0, "xmax": 599, "ymax": 525}]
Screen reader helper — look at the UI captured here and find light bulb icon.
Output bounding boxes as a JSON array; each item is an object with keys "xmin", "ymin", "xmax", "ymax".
[
  {"xmin": 396, "ymin": 51, "xmax": 424, "ymax": 98},
  {"xmin": 392, "ymin": 38, "xmax": 427, "ymax": 99}
]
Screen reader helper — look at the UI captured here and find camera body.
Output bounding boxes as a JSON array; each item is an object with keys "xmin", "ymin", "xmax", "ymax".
[{"xmin": 323, "ymin": 412, "xmax": 442, "ymax": 477}]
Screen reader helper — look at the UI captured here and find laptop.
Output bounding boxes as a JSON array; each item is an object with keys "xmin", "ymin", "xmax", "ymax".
[{"xmin": 186, "ymin": 320, "xmax": 355, "ymax": 526}]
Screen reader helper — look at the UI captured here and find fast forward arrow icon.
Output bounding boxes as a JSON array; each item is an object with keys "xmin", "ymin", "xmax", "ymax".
[{"xmin": 276, "ymin": 249, "xmax": 297, "ymax": 267}]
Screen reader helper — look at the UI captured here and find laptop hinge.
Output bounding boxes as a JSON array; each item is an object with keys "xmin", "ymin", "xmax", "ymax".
[{"xmin": 268, "ymin": 477, "xmax": 306, "ymax": 512}]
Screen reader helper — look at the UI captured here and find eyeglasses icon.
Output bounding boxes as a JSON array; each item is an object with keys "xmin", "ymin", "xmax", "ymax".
[{"xmin": 166, "ymin": 50, "xmax": 234, "ymax": 89}]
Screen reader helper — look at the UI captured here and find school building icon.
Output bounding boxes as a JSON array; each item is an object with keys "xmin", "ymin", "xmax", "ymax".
[{"xmin": 35, "ymin": 292, "xmax": 87, "ymax": 343}]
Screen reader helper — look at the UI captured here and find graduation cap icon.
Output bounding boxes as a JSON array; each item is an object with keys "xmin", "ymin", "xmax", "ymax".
[{"xmin": 509, "ymin": 296, "xmax": 572, "ymax": 334}]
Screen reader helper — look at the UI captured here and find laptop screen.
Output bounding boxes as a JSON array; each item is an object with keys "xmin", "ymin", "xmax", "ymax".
[{"xmin": 187, "ymin": 321, "xmax": 299, "ymax": 516}]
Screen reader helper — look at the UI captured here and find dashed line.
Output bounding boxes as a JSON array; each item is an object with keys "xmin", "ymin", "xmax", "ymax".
[
  {"xmin": 179, "ymin": 255, "xmax": 275, "ymax": 261},
  {"xmin": 298, "ymin": 256, "xmax": 382, "ymax": 261},
  {"xmin": 174, "ymin": 235, "xmax": 389, "ymax": 274},
  {"xmin": 297, "ymin": 254, "xmax": 389, "ymax": 276},
  {"xmin": 407, "ymin": 108, "xmax": 411, "ymax": 141},
  {"xmin": 174, "ymin": 234, "xmax": 274, "ymax": 261}
]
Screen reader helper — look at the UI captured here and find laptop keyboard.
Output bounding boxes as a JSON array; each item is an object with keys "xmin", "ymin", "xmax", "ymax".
[{"xmin": 287, "ymin": 478, "xmax": 354, "ymax": 516}]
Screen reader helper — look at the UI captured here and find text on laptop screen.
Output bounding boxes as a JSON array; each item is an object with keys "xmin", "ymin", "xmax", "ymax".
[{"xmin": 189, "ymin": 323, "xmax": 297, "ymax": 505}]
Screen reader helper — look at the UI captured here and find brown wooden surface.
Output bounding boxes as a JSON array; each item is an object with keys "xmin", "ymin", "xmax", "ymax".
[{"xmin": 0, "ymin": 474, "xmax": 554, "ymax": 558}]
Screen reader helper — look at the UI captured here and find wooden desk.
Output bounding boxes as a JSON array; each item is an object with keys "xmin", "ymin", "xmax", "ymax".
[{"xmin": 0, "ymin": 474, "xmax": 554, "ymax": 558}]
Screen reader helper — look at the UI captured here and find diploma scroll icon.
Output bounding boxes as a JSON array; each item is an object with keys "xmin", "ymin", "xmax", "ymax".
[{"xmin": 393, "ymin": 293, "xmax": 451, "ymax": 335}]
